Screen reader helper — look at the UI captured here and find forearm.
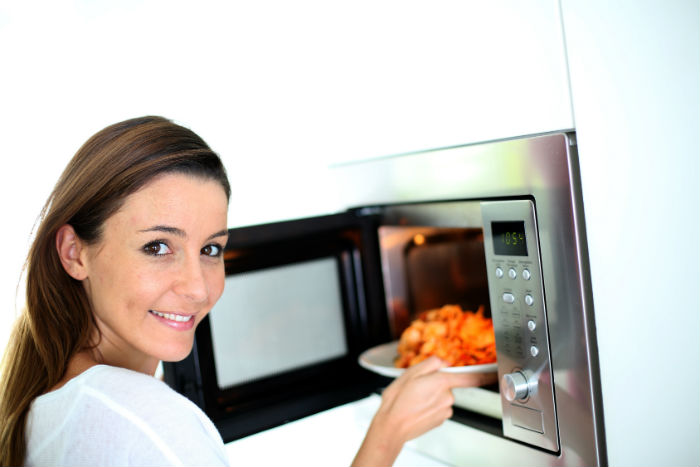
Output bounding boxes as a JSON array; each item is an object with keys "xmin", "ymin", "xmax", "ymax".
[{"xmin": 351, "ymin": 418, "xmax": 404, "ymax": 467}]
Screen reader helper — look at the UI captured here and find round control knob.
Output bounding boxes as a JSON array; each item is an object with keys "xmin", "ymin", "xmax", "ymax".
[{"xmin": 502, "ymin": 371, "xmax": 530, "ymax": 401}]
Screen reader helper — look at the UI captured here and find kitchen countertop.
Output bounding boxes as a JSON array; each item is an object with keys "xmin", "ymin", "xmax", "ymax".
[{"xmin": 224, "ymin": 393, "xmax": 449, "ymax": 466}]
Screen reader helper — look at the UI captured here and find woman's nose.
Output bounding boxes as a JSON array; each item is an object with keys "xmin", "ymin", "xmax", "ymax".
[{"xmin": 174, "ymin": 257, "xmax": 208, "ymax": 302}]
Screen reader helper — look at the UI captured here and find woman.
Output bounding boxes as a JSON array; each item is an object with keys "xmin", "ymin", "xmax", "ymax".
[{"xmin": 0, "ymin": 116, "xmax": 492, "ymax": 466}]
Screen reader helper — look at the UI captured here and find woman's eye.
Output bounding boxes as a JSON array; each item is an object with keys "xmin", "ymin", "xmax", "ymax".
[
  {"xmin": 201, "ymin": 243, "xmax": 223, "ymax": 257},
  {"xmin": 143, "ymin": 241, "xmax": 171, "ymax": 256}
]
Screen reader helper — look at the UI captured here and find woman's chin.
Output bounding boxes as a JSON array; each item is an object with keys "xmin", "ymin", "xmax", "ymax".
[{"xmin": 156, "ymin": 340, "xmax": 195, "ymax": 363}]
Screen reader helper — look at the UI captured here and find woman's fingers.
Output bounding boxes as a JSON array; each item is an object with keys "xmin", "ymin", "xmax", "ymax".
[
  {"xmin": 400, "ymin": 358, "xmax": 498, "ymax": 389},
  {"xmin": 442, "ymin": 370, "xmax": 498, "ymax": 389},
  {"xmin": 373, "ymin": 362, "xmax": 499, "ymax": 446},
  {"xmin": 401, "ymin": 356, "xmax": 445, "ymax": 377},
  {"xmin": 387, "ymin": 360, "xmax": 496, "ymax": 403},
  {"xmin": 382, "ymin": 356, "xmax": 445, "ymax": 400}
]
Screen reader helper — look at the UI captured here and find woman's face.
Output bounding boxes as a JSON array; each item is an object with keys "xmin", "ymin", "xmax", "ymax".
[{"xmin": 80, "ymin": 173, "xmax": 228, "ymax": 372}]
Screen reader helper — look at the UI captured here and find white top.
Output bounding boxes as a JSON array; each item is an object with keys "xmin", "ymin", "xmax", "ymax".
[{"xmin": 25, "ymin": 364, "xmax": 230, "ymax": 467}]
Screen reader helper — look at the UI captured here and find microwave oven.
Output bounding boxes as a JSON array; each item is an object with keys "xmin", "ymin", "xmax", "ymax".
[{"xmin": 163, "ymin": 132, "xmax": 606, "ymax": 466}]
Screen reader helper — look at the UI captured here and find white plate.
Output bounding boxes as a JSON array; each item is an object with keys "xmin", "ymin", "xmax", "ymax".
[{"xmin": 358, "ymin": 341, "xmax": 498, "ymax": 378}]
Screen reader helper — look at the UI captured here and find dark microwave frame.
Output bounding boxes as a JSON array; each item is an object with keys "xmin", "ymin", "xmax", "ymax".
[{"xmin": 163, "ymin": 210, "xmax": 392, "ymax": 442}]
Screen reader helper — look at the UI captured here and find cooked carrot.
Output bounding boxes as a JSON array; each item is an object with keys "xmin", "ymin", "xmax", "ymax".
[{"xmin": 395, "ymin": 304, "xmax": 496, "ymax": 368}]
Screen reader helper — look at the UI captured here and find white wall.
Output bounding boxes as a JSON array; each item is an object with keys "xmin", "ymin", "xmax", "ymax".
[
  {"xmin": 0, "ymin": 0, "xmax": 572, "ymax": 366},
  {"xmin": 560, "ymin": 0, "xmax": 699, "ymax": 465}
]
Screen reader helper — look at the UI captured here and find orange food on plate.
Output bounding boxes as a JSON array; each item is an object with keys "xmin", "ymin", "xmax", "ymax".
[{"xmin": 395, "ymin": 304, "xmax": 496, "ymax": 368}]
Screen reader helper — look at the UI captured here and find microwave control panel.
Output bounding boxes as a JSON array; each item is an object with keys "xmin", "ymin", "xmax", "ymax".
[{"xmin": 481, "ymin": 200, "xmax": 560, "ymax": 453}]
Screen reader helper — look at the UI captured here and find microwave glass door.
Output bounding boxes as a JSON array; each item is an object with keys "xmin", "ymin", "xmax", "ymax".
[{"xmin": 210, "ymin": 257, "xmax": 348, "ymax": 388}]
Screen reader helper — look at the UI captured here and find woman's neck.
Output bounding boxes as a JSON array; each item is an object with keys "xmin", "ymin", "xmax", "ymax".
[{"xmin": 47, "ymin": 351, "xmax": 100, "ymax": 393}]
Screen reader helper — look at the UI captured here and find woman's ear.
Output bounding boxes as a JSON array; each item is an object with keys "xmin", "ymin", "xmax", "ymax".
[{"xmin": 56, "ymin": 224, "xmax": 89, "ymax": 280}]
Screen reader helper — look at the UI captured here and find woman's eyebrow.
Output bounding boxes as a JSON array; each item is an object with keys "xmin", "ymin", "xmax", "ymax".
[
  {"xmin": 208, "ymin": 229, "xmax": 229, "ymax": 241},
  {"xmin": 138, "ymin": 225, "xmax": 228, "ymax": 241},
  {"xmin": 139, "ymin": 225, "xmax": 185, "ymax": 237}
]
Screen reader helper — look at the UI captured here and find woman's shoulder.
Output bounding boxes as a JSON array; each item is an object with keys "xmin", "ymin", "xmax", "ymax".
[
  {"xmin": 39, "ymin": 364, "xmax": 183, "ymax": 411},
  {"xmin": 75, "ymin": 364, "xmax": 179, "ymax": 398},
  {"xmin": 27, "ymin": 364, "xmax": 229, "ymax": 466},
  {"xmin": 61, "ymin": 364, "xmax": 214, "ymax": 431},
  {"xmin": 76, "ymin": 363, "xmax": 168, "ymax": 388}
]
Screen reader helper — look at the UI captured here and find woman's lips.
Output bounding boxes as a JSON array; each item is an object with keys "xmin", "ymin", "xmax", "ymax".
[{"xmin": 148, "ymin": 309, "xmax": 195, "ymax": 330}]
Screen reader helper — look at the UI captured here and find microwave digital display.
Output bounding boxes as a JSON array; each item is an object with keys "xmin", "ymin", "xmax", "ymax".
[{"xmin": 492, "ymin": 221, "xmax": 528, "ymax": 256}]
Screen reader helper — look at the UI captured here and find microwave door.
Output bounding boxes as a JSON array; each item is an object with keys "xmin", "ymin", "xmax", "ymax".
[{"xmin": 163, "ymin": 211, "xmax": 390, "ymax": 443}]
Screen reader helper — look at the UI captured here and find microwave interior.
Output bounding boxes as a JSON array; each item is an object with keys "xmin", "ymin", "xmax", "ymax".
[{"xmin": 163, "ymin": 198, "xmax": 546, "ymax": 447}]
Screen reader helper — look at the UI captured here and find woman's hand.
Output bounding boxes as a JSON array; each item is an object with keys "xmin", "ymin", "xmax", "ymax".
[{"xmin": 351, "ymin": 357, "xmax": 497, "ymax": 467}]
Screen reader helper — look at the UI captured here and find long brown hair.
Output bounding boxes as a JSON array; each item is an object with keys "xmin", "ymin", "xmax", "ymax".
[{"xmin": 0, "ymin": 116, "xmax": 230, "ymax": 465}]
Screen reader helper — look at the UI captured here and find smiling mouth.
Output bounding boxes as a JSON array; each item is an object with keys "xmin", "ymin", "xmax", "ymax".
[{"xmin": 149, "ymin": 310, "xmax": 194, "ymax": 322}]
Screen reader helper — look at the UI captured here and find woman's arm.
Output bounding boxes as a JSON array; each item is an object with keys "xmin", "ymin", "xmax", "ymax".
[{"xmin": 351, "ymin": 357, "xmax": 497, "ymax": 467}]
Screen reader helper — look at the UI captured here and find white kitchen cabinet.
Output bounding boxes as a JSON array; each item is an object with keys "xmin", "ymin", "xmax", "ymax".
[
  {"xmin": 313, "ymin": 0, "xmax": 575, "ymax": 165},
  {"xmin": 222, "ymin": 0, "xmax": 575, "ymax": 226},
  {"xmin": 560, "ymin": 1, "xmax": 699, "ymax": 466}
]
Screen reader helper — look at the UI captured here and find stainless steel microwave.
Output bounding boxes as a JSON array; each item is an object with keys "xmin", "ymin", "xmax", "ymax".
[{"xmin": 164, "ymin": 132, "xmax": 606, "ymax": 466}]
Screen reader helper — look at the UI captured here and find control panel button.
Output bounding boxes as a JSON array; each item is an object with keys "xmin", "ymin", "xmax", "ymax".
[
  {"xmin": 530, "ymin": 346, "xmax": 539, "ymax": 357},
  {"xmin": 508, "ymin": 268, "xmax": 517, "ymax": 279},
  {"xmin": 527, "ymin": 320, "xmax": 537, "ymax": 331},
  {"xmin": 502, "ymin": 293, "xmax": 515, "ymax": 304},
  {"xmin": 522, "ymin": 268, "xmax": 531, "ymax": 280},
  {"xmin": 524, "ymin": 294, "xmax": 534, "ymax": 306},
  {"xmin": 495, "ymin": 267, "xmax": 504, "ymax": 278}
]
